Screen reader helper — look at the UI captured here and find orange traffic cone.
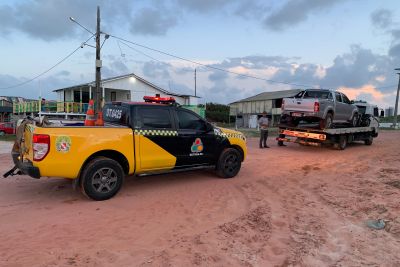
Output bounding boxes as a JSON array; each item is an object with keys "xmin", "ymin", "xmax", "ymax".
[
  {"xmin": 95, "ymin": 111, "xmax": 104, "ymax": 126},
  {"xmin": 84, "ymin": 100, "xmax": 96, "ymax": 126}
]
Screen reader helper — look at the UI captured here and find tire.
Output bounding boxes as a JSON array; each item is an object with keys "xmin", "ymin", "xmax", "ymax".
[
  {"xmin": 320, "ymin": 113, "xmax": 333, "ymax": 129},
  {"xmin": 80, "ymin": 157, "xmax": 124, "ymax": 201},
  {"xmin": 216, "ymin": 148, "xmax": 242, "ymax": 178},
  {"xmin": 364, "ymin": 135, "xmax": 373, "ymax": 145},
  {"xmin": 336, "ymin": 135, "xmax": 347, "ymax": 150},
  {"xmin": 351, "ymin": 113, "xmax": 358, "ymax": 127},
  {"xmin": 0, "ymin": 131, "xmax": 4, "ymax": 136}
]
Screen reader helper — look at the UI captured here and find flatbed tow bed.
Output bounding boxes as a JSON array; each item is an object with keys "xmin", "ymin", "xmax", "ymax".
[{"xmin": 276, "ymin": 121, "xmax": 379, "ymax": 150}]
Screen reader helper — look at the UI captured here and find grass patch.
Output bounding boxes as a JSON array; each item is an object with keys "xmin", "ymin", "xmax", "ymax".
[{"xmin": 0, "ymin": 134, "xmax": 16, "ymax": 142}]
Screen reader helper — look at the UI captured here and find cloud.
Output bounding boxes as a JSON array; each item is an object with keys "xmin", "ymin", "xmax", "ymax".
[
  {"xmin": 0, "ymin": 0, "xmax": 143, "ymax": 40},
  {"xmin": 371, "ymin": 9, "xmax": 393, "ymax": 29},
  {"xmin": 130, "ymin": 6, "xmax": 178, "ymax": 36},
  {"xmin": 0, "ymin": 73, "xmax": 83, "ymax": 99},
  {"xmin": 338, "ymin": 85, "xmax": 395, "ymax": 108},
  {"xmin": 264, "ymin": 0, "xmax": 346, "ymax": 31},
  {"xmin": 208, "ymin": 71, "xmax": 228, "ymax": 82},
  {"xmin": 176, "ymin": 0, "xmax": 232, "ymax": 13},
  {"xmin": 142, "ymin": 61, "xmax": 171, "ymax": 79},
  {"xmin": 55, "ymin": 70, "xmax": 71, "ymax": 77}
]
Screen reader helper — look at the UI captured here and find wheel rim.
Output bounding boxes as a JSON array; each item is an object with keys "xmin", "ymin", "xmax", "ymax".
[
  {"xmin": 91, "ymin": 167, "xmax": 118, "ymax": 193},
  {"xmin": 0, "ymin": 131, "xmax": 4, "ymax": 136},
  {"xmin": 352, "ymin": 115, "xmax": 357, "ymax": 126},
  {"xmin": 326, "ymin": 116, "xmax": 332, "ymax": 128},
  {"xmin": 223, "ymin": 153, "xmax": 239, "ymax": 175}
]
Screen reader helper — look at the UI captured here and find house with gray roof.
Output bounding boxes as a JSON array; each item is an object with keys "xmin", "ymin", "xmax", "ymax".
[{"xmin": 229, "ymin": 89, "xmax": 301, "ymax": 128}]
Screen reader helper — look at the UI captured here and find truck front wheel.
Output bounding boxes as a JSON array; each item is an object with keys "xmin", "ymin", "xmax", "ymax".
[
  {"xmin": 80, "ymin": 157, "xmax": 124, "ymax": 201},
  {"xmin": 216, "ymin": 148, "xmax": 242, "ymax": 178}
]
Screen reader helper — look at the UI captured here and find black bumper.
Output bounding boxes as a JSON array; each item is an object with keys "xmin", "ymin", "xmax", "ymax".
[{"xmin": 12, "ymin": 151, "xmax": 41, "ymax": 179}]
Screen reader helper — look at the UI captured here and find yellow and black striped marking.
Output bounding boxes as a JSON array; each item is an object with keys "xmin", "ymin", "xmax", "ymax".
[
  {"xmin": 135, "ymin": 129, "xmax": 178, "ymax": 136},
  {"xmin": 225, "ymin": 133, "xmax": 246, "ymax": 141}
]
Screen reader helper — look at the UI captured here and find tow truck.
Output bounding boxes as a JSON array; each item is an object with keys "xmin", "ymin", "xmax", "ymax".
[
  {"xmin": 4, "ymin": 96, "xmax": 247, "ymax": 200},
  {"xmin": 277, "ymin": 101, "xmax": 380, "ymax": 150}
]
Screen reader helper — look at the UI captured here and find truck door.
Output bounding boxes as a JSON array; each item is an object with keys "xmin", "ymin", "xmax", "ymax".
[
  {"xmin": 334, "ymin": 92, "xmax": 345, "ymax": 121},
  {"xmin": 174, "ymin": 108, "xmax": 217, "ymax": 167},
  {"xmin": 134, "ymin": 106, "xmax": 180, "ymax": 172},
  {"xmin": 340, "ymin": 93, "xmax": 354, "ymax": 121}
]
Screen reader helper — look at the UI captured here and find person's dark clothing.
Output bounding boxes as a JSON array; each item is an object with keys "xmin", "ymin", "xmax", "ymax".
[{"xmin": 259, "ymin": 129, "xmax": 269, "ymax": 148}]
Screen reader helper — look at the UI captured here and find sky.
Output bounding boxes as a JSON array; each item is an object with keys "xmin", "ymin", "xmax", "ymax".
[{"xmin": 0, "ymin": 0, "xmax": 400, "ymax": 110}]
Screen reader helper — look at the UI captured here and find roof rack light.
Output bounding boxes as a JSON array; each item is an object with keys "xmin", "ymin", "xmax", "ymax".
[{"xmin": 143, "ymin": 94, "xmax": 176, "ymax": 104}]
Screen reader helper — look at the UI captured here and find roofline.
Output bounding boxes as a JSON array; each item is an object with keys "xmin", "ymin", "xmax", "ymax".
[
  {"xmin": 52, "ymin": 73, "xmax": 199, "ymax": 98},
  {"xmin": 228, "ymin": 89, "xmax": 303, "ymax": 105}
]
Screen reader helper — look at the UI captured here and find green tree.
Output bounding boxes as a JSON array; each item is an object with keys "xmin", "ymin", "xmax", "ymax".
[{"xmin": 205, "ymin": 102, "xmax": 234, "ymax": 123}]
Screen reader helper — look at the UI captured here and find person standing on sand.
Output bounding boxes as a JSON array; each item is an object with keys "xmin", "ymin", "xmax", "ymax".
[{"xmin": 258, "ymin": 112, "xmax": 270, "ymax": 148}]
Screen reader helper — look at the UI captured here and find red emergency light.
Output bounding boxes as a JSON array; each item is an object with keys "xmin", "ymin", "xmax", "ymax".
[{"xmin": 143, "ymin": 94, "xmax": 176, "ymax": 104}]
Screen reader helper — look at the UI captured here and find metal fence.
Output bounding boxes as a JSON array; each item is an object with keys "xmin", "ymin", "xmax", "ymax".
[{"xmin": 13, "ymin": 101, "xmax": 89, "ymax": 114}]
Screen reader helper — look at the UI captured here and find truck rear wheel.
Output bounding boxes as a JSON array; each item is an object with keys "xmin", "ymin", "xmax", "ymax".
[
  {"xmin": 320, "ymin": 113, "xmax": 333, "ymax": 129},
  {"xmin": 216, "ymin": 148, "xmax": 242, "ymax": 178},
  {"xmin": 80, "ymin": 157, "xmax": 124, "ymax": 201}
]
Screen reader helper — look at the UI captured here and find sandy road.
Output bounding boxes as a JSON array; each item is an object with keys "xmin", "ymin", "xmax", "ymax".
[{"xmin": 1, "ymin": 131, "xmax": 400, "ymax": 266}]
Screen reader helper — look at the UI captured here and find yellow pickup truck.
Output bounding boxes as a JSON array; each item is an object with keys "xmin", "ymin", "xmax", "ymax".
[{"xmin": 5, "ymin": 97, "xmax": 247, "ymax": 200}]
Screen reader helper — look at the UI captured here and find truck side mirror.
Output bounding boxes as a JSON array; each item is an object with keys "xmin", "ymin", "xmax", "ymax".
[{"xmin": 350, "ymin": 100, "xmax": 355, "ymax": 104}]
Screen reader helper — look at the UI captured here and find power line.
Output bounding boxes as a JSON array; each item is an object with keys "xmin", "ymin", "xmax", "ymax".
[
  {"xmin": 0, "ymin": 34, "xmax": 95, "ymax": 90},
  {"xmin": 110, "ymin": 34, "xmax": 313, "ymax": 88},
  {"xmin": 118, "ymin": 40, "xmax": 167, "ymax": 65}
]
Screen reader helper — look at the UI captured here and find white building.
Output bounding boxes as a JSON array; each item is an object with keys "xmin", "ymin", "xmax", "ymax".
[{"xmin": 53, "ymin": 73, "xmax": 199, "ymax": 106}]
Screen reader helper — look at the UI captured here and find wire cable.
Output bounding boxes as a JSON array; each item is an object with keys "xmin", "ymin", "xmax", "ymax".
[
  {"xmin": 118, "ymin": 40, "xmax": 171, "ymax": 65},
  {"xmin": 110, "ymin": 34, "xmax": 313, "ymax": 88},
  {"xmin": 0, "ymin": 34, "xmax": 95, "ymax": 90}
]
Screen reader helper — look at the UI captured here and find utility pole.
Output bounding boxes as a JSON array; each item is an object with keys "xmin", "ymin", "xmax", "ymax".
[
  {"xmin": 95, "ymin": 6, "xmax": 102, "ymax": 114},
  {"xmin": 194, "ymin": 68, "xmax": 197, "ymax": 97},
  {"xmin": 394, "ymin": 68, "xmax": 400, "ymax": 128}
]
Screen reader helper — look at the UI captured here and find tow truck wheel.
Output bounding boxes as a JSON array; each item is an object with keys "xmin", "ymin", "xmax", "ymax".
[
  {"xmin": 216, "ymin": 148, "xmax": 242, "ymax": 178},
  {"xmin": 336, "ymin": 135, "xmax": 347, "ymax": 150},
  {"xmin": 365, "ymin": 135, "xmax": 373, "ymax": 145},
  {"xmin": 80, "ymin": 157, "xmax": 124, "ymax": 201}
]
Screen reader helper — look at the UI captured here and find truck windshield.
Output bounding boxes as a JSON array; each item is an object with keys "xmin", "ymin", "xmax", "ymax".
[{"xmin": 303, "ymin": 91, "xmax": 331, "ymax": 99}]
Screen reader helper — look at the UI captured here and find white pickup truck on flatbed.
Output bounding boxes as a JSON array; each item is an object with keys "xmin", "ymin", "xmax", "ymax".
[{"xmin": 281, "ymin": 89, "xmax": 359, "ymax": 129}]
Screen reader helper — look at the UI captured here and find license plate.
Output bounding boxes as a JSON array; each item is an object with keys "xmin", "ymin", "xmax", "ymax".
[{"xmin": 291, "ymin": 112, "xmax": 303, "ymax": 117}]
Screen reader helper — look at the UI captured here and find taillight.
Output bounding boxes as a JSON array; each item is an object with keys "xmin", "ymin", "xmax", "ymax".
[
  {"xmin": 33, "ymin": 134, "xmax": 50, "ymax": 161},
  {"xmin": 314, "ymin": 102, "xmax": 320, "ymax": 112},
  {"xmin": 281, "ymin": 99, "xmax": 285, "ymax": 110}
]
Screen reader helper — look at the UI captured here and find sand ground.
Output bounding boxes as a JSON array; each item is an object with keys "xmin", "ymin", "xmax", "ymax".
[{"xmin": 1, "ymin": 131, "xmax": 400, "ymax": 266}]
